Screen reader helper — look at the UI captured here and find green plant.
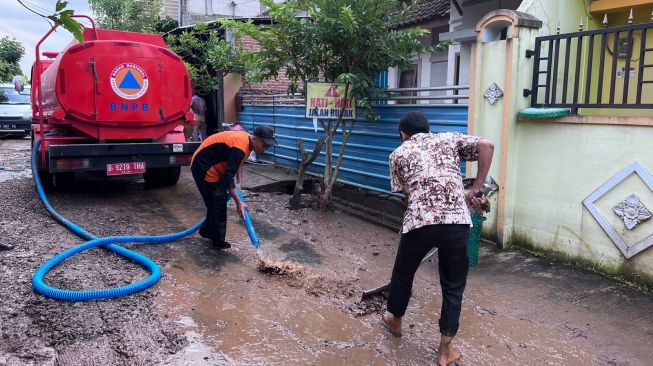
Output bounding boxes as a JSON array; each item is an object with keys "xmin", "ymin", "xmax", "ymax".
[
  {"xmin": 0, "ymin": 37, "xmax": 25, "ymax": 81},
  {"xmin": 88, "ymin": 0, "xmax": 163, "ymax": 33},
  {"xmin": 221, "ymin": 0, "xmax": 442, "ymax": 209},
  {"xmin": 166, "ymin": 22, "xmax": 250, "ymax": 96}
]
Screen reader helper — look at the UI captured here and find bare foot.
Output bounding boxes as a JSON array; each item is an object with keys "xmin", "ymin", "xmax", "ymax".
[
  {"xmin": 437, "ymin": 336, "xmax": 462, "ymax": 366},
  {"xmin": 381, "ymin": 311, "xmax": 402, "ymax": 337}
]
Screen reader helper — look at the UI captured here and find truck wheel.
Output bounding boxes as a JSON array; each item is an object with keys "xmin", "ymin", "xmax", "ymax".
[
  {"xmin": 54, "ymin": 172, "xmax": 75, "ymax": 191},
  {"xmin": 162, "ymin": 167, "xmax": 181, "ymax": 186},
  {"xmin": 143, "ymin": 168, "xmax": 164, "ymax": 189}
]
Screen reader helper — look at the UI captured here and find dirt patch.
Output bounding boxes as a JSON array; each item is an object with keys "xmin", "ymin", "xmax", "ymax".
[
  {"xmin": 0, "ymin": 138, "xmax": 31, "ymax": 183},
  {"xmin": 348, "ymin": 293, "xmax": 388, "ymax": 317},
  {"xmin": 305, "ymin": 275, "xmax": 356, "ymax": 297},
  {"xmin": 0, "ymin": 140, "xmax": 190, "ymax": 365},
  {"xmin": 279, "ymin": 238, "xmax": 324, "ymax": 265},
  {"xmin": 256, "ymin": 258, "xmax": 307, "ymax": 277},
  {"xmin": 256, "ymin": 257, "xmax": 383, "ymax": 317},
  {"xmin": 0, "ymin": 178, "xmax": 189, "ymax": 365}
]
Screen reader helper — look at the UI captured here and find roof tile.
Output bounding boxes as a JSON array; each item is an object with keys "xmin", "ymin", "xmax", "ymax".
[{"xmin": 398, "ymin": 0, "xmax": 451, "ymax": 27}]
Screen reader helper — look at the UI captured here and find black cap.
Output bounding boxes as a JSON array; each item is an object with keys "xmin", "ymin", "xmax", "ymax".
[{"xmin": 253, "ymin": 125, "xmax": 278, "ymax": 146}]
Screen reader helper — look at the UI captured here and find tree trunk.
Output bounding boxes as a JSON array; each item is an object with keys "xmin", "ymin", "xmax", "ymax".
[
  {"xmin": 319, "ymin": 83, "xmax": 350, "ymax": 210},
  {"xmin": 289, "ymin": 137, "xmax": 325, "ymax": 210},
  {"xmin": 319, "ymin": 119, "xmax": 355, "ymax": 210},
  {"xmin": 323, "ymin": 121, "xmax": 332, "ymax": 188}
]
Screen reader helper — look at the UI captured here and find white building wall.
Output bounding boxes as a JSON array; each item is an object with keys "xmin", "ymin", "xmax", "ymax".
[
  {"xmin": 388, "ymin": 67, "xmax": 398, "ymax": 89},
  {"xmin": 417, "ymin": 32, "xmax": 432, "ymax": 104},
  {"xmin": 386, "ymin": 19, "xmax": 450, "ymax": 104},
  {"xmin": 210, "ymin": 0, "xmax": 262, "ymax": 18},
  {"xmin": 164, "ymin": 0, "xmax": 179, "ymax": 20},
  {"xmin": 459, "ymin": 43, "xmax": 472, "ymax": 87},
  {"xmin": 444, "ymin": 0, "xmax": 523, "ymax": 103},
  {"xmin": 176, "ymin": 0, "xmax": 286, "ymax": 26}
]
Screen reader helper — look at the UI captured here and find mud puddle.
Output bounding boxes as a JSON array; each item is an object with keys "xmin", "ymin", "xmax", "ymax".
[
  {"xmin": 156, "ymin": 217, "xmax": 405, "ymax": 365},
  {"xmin": 154, "ymin": 192, "xmax": 602, "ymax": 365}
]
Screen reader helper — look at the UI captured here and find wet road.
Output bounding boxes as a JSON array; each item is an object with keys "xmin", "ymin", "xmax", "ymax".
[{"xmin": 1, "ymin": 137, "xmax": 652, "ymax": 365}]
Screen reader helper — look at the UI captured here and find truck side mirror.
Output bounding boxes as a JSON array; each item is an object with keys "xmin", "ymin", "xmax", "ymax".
[{"xmin": 12, "ymin": 75, "xmax": 25, "ymax": 93}]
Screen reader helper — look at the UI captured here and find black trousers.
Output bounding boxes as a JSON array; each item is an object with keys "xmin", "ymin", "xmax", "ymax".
[
  {"xmin": 387, "ymin": 224, "xmax": 470, "ymax": 337},
  {"xmin": 191, "ymin": 165, "xmax": 228, "ymax": 244}
]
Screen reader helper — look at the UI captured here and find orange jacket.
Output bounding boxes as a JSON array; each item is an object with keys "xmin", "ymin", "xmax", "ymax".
[{"xmin": 191, "ymin": 131, "xmax": 251, "ymax": 186}]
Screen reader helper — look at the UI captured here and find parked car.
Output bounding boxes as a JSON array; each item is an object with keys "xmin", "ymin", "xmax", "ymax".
[{"xmin": 0, "ymin": 83, "xmax": 32, "ymax": 138}]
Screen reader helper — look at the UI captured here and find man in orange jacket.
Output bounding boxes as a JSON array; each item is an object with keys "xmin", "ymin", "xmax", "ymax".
[{"xmin": 191, "ymin": 125, "xmax": 277, "ymax": 249}]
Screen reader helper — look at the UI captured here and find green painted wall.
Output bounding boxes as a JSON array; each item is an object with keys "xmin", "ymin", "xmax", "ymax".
[
  {"xmin": 472, "ymin": 40, "xmax": 507, "ymax": 241},
  {"xmin": 512, "ymin": 122, "xmax": 653, "ymax": 282},
  {"xmin": 471, "ymin": 0, "xmax": 653, "ymax": 283}
]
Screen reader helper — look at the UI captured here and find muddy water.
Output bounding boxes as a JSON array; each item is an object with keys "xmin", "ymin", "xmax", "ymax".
[
  {"xmin": 157, "ymin": 223, "xmax": 395, "ymax": 365},
  {"xmin": 151, "ymin": 190, "xmax": 601, "ymax": 365}
]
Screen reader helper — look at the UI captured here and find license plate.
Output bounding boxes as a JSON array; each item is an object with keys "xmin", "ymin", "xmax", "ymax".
[
  {"xmin": 1, "ymin": 124, "xmax": 16, "ymax": 129},
  {"xmin": 106, "ymin": 162, "xmax": 146, "ymax": 176}
]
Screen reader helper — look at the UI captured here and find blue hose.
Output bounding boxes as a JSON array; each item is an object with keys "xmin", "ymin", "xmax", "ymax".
[
  {"xmin": 233, "ymin": 189, "xmax": 260, "ymax": 249},
  {"xmin": 31, "ymin": 139, "xmax": 202, "ymax": 301},
  {"xmin": 31, "ymin": 141, "xmax": 262, "ymax": 300}
]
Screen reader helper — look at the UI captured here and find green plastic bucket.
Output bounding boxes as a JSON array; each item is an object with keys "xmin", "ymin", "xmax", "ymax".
[{"xmin": 468, "ymin": 214, "xmax": 486, "ymax": 268}]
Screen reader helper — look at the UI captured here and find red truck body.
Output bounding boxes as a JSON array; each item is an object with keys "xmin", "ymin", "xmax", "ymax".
[{"xmin": 32, "ymin": 21, "xmax": 199, "ymax": 189}]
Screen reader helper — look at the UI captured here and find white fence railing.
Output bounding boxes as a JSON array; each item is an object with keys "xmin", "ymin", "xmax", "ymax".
[{"xmin": 241, "ymin": 85, "xmax": 470, "ymax": 106}]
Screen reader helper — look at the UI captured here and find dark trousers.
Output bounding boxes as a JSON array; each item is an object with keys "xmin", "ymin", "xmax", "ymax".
[
  {"xmin": 191, "ymin": 165, "xmax": 228, "ymax": 244},
  {"xmin": 387, "ymin": 224, "xmax": 470, "ymax": 337}
]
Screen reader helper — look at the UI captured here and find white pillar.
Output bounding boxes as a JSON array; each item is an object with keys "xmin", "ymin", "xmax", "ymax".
[{"xmin": 419, "ymin": 52, "xmax": 431, "ymax": 104}]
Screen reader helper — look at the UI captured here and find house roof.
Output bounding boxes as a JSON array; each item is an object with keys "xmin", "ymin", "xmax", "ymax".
[{"xmin": 397, "ymin": 0, "xmax": 451, "ymax": 28}]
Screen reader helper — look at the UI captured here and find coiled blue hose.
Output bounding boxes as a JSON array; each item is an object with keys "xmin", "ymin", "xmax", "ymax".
[
  {"xmin": 31, "ymin": 139, "xmax": 204, "ymax": 301},
  {"xmin": 31, "ymin": 140, "xmax": 260, "ymax": 301}
]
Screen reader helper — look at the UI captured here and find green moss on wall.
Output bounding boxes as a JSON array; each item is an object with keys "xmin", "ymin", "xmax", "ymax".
[{"xmin": 507, "ymin": 231, "xmax": 653, "ymax": 292}]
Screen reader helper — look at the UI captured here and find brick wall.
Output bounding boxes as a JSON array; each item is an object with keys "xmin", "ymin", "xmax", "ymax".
[{"xmin": 238, "ymin": 35, "xmax": 293, "ymax": 95}]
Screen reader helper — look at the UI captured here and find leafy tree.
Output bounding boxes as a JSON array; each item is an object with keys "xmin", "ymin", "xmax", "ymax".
[
  {"xmin": 0, "ymin": 37, "xmax": 24, "ymax": 65},
  {"xmin": 0, "ymin": 37, "xmax": 25, "ymax": 81},
  {"xmin": 221, "ymin": 0, "xmax": 439, "ymax": 209},
  {"xmin": 0, "ymin": 62, "xmax": 22, "ymax": 82},
  {"xmin": 166, "ymin": 22, "xmax": 250, "ymax": 96},
  {"xmin": 88, "ymin": 0, "xmax": 164, "ymax": 33}
]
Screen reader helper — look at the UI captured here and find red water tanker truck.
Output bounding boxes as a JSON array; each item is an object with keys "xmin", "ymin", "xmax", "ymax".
[{"xmin": 31, "ymin": 17, "xmax": 199, "ymax": 190}]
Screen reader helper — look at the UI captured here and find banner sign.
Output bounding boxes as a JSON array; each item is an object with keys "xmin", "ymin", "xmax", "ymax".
[{"xmin": 305, "ymin": 82, "xmax": 356, "ymax": 120}]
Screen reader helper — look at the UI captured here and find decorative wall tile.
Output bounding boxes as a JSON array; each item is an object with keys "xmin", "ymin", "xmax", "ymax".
[
  {"xmin": 613, "ymin": 194, "xmax": 651, "ymax": 230},
  {"xmin": 483, "ymin": 83, "xmax": 503, "ymax": 105},
  {"xmin": 583, "ymin": 161, "xmax": 653, "ymax": 259}
]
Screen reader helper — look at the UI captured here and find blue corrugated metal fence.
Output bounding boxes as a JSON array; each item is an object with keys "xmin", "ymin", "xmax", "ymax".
[{"xmin": 238, "ymin": 104, "xmax": 468, "ymax": 194}]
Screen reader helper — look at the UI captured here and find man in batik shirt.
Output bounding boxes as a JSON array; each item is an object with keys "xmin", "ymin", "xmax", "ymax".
[{"xmin": 381, "ymin": 112, "xmax": 494, "ymax": 366}]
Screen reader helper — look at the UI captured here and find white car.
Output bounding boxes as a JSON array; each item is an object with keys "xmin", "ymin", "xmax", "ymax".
[{"xmin": 0, "ymin": 83, "xmax": 32, "ymax": 138}]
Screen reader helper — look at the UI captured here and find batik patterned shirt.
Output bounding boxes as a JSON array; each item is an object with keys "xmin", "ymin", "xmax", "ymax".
[{"xmin": 389, "ymin": 132, "xmax": 481, "ymax": 233}]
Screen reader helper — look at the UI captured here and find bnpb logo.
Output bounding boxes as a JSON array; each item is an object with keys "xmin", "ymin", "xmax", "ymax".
[{"xmin": 110, "ymin": 63, "xmax": 148, "ymax": 100}]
